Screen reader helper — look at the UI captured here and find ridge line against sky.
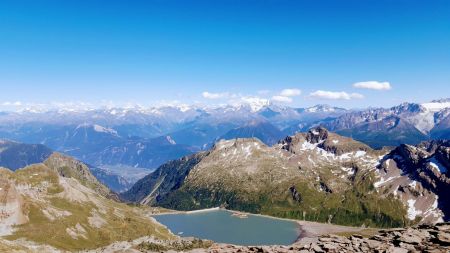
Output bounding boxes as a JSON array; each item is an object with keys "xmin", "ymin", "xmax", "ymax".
[{"xmin": 0, "ymin": 0, "xmax": 449, "ymax": 108}]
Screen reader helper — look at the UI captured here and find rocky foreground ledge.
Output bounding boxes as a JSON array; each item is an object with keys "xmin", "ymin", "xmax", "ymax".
[
  {"xmin": 88, "ymin": 222, "xmax": 450, "ymax": 253},
  {"xmin": 210, "ymin": 223, "xmax": 450, "ymax": 253}
]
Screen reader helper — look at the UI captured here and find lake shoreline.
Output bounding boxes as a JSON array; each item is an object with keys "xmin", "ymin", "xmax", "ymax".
[{"xmin": 150, "ymin": 207, "xmax": 369, "ymax": 245}]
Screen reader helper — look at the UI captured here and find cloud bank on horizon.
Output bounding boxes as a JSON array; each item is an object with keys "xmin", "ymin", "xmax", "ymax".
[
  {"xmin": 200, "ymin": 80, "xmax": 387, "ymax": 105},
  {"xmin": 0, "ymin": 80, "xmax": 392, "ymax": 111}
]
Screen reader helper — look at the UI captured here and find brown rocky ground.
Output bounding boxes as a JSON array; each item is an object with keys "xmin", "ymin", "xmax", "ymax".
[{"xmin": 84, "ymin": 222, "xmax": 450, "ymax": 253}]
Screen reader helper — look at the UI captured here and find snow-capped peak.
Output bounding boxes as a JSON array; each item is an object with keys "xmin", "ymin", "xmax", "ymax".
[
  {"xmin": 421, "ymin": 99, "xmax": 450, "ymax": 112},
  {"xmin": 93, "ymin": 124, "xmax": 118, "ymax": 135},
  {"xmin": 234, "ymin": 97, "xmax": 271, "ymax": 112},
  {"xmin": 305, "ymin": 104, "xmax": 345, "ymax": 113}
]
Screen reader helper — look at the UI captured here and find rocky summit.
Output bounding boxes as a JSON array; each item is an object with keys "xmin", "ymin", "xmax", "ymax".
[
  {"xmin": 0, "ymin": 154, "xmax": 173, "ymax": 251},
  {"xmin": 374, "ymin": 140, "xmax": 450, "ymax": 223},
  {"xmin": 122, "ymin": 127, "xmax": 449, "ymax": 228}
]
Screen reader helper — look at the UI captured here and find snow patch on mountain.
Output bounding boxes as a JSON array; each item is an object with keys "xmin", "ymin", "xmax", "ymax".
[
  {"xmin": 374, "ymin": 176, "xmax": 395, "ymax": 188},
  {"xmin": 93, "ymin": 124, "xmax": 118, "ymax": 135},
  {"xmin": 300, "ymin": 141, "xmax": 319, "ymax": 150},
  {"xmin": 422, "ymin": 197, "xmax": 445, "ymax": 223},
  {"xmin": 166, "ymin": 136, "xmax": 176, "ymax": 145},
  {"xmin": 428, "ymin": 157, "xmax": 447, "ymax": 173},
  {"xmin": 305, "ymin": 104, "xmax": 346, "ymax": 113},
  {"xmin": 221, "ymin": 97, "xmax": 272, "ymax": 113},
  {"xmin": 354, "ymin": 151, "xmax": 366, "ymax": 157},
  {"xmin": 407, "ymin": 111, "xmax": 436, "ymax": 133},
  {"xmin": 421, "ymin": 101, "xmax": 450, "ymax": 112},
  {"xmin": 407, "ymin": 199, "xmax": 422, "ymax": 220}
]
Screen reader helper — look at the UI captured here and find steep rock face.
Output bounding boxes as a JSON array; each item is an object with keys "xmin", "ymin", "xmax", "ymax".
[
  {"xmin": 120, "ymin": 152, "xmax": 207, "ymax": 204},
  {"xmin": 279, "ymin": 126, "xmax": 371, "ymax": 157},
  {"xmin": 124, "ymin": 127, "xmax": 443, "ymax": 227},
  {"xmin": 373, "ymin": 140, "xmax": 450, "ymax": 223},
  {"xmin": 436, "ymin": 145, "xmax": 450, "ymax": 169},
  {"xmin": 431, "ymin": 112, "xmax": 450, "ymax": 139},
  {"xmin": 43, "ymin": 153, "xmax": 117, "ymax": 199}
]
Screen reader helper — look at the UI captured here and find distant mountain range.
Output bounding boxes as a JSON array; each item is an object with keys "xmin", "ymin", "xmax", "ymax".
[
  {"xmin": 218, "ymin": 120, "xmax": 285, "ymax": 146},
  {"xmin": 320, "ymin": 99, "xmax": 450, "ymax": 148},
  {"xmin": 0, "ymin": 140, "xmax": 52, "ymax": 170},
  {"xmin": 0, "ymin": 139, "xmax": 131, "ymax": 192},
  {"xmin": 1, "ymin": 99, "xmax": 448, "ymax": 147},
  {"xmin": 0, "ymin": 123, "xmax": 196, "ymax": 187},
  {"xmin": 0, "ymin": 98, "xmax": 449, "ymax": 189}
]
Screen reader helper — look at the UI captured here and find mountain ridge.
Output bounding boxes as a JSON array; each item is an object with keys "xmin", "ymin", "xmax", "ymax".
[
  {"xmin": 0, "ymin": 153, "xmax": 173, "ymax": 251},
  {"xmin": 121, "ymin": 127, "xmax": 450, "ymax": 228}
]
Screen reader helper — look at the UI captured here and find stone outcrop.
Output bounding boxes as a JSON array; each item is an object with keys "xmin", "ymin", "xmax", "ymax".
[
  {"xmin": 284, "ymin": 223, "xmax": 450, "ymax": 253},
  {"xmin": 85, "ymin": 222, "xmax": 450, "ymax": 252},
  {"xmin": 386, "ymin": 141, "xmax": 450, "ymax": 221},
  {"xmin": 44, "ymin": 152, "xmax": 118, "ymax": 200},
  {"xmin": 205, "ymin": 222, "xmax": 450, "ymax": 252},
  {"xmin": 280, "ymin": 127, "xmax": 372, "ymax": 156}
]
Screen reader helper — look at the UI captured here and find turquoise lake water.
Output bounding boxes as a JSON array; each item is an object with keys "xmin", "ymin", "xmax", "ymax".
[{"xmin": 153, "ymin": 209, "xmax": 301, "ymax": 246}]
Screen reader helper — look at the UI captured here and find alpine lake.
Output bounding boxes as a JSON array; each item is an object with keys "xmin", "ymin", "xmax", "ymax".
[{"xmin": 153, "ymin": 209, "xmax": 301, "ymax": 246}]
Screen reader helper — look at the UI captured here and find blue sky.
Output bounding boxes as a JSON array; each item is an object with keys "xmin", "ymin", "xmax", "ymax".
[{"xmin": 0, "ymin": 0, "xmax": 449, "ymax": 109}]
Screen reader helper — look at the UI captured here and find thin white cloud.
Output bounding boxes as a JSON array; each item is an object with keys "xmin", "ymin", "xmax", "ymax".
[
  {"xmin": 280, "ymin": 88, "xmax": 301, "ymax": 97},
  {"xmin": 269, "ymin": 88, "xmax": 301, "ymax": 103},
  {"xmin": 309, "ymin": 90, "xmax": 364, "ymax": 100},
  {"xmin": 353, "ymin": 81, "xmax": 391, "ymax": 90},
  {"xmin": 271, "ymin": 95, "xmax": 293, "ymax": 103},
  {"xmin": 202, "ymin": 91, "xmax": 229, "ymax": 99},
  {"xmin": 1, "ymin": 101, "xmax": 22, "ymax": 106}
]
